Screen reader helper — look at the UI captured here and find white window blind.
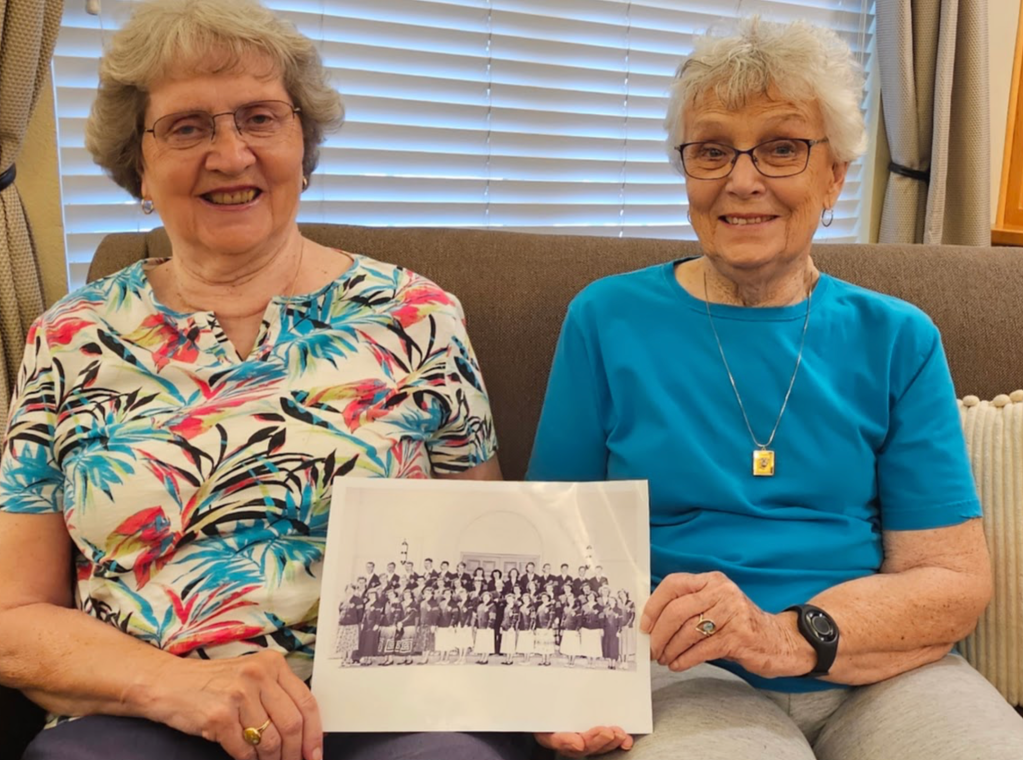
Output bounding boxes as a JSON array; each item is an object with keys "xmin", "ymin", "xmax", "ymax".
[{"xmin": 53, "ymin": 0, "xmax": 877, "ymax": 290}]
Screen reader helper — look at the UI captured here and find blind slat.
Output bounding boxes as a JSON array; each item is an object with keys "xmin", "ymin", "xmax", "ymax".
[{"xmin": 53, "ymin": 0, "xmax": 876, "ymax": 290}]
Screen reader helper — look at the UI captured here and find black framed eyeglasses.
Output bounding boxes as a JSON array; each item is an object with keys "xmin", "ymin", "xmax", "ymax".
[
  {"xmin": 677, "ymin": 138, "xmax": 829, "ymax": 180},
  {"xmin": 144, "ymin": 100, "xmax": 301, "ymax": 150}
]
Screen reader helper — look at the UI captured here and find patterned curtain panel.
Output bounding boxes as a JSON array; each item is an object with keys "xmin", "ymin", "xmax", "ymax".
[
  {"xmin": 876, "ymin": 0, "xmax": 990, "ymax": 245},
  {"xmin": 0, "ymin": 0, "xmax": 63, "ymax": 426}
]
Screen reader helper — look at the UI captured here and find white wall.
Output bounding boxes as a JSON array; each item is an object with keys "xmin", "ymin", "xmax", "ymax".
[{"xmin": 991, "ymin": 0, "xmax": 1022, "ymax": 223}]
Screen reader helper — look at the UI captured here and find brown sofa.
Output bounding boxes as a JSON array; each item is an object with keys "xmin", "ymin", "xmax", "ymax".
[{"xmin": 3, "ymin": 226, "xmax": 1022, "ymax": 756}]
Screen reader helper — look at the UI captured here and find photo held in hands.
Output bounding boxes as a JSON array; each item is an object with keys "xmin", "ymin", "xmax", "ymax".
[{"xmin": 312, "ymin": 479, "xmax": 652, "ymax": 734}]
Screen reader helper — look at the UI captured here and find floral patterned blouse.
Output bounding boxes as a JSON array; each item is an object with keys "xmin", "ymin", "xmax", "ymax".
[{"xmin": 0, "ymin": 253, "xmax": 496, "ymax": 681}]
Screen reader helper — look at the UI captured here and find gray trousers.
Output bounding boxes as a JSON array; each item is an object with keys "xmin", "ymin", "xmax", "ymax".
[
  {"xmin": 614, "ymin": 655, "xmax": 1023, "ymax": 760},
  {"xmin": 22, "ymin": 718, "xmax": 536, "ymax": 760}
]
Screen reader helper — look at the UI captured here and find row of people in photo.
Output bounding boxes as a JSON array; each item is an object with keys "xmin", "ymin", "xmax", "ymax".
[
  {"xmin": 359, "ymin": 559, "xmax": 614, "ymax": 599},
  {"xmin": 334, "ymin": 584, "xmax": 636, "ymax": 668}
]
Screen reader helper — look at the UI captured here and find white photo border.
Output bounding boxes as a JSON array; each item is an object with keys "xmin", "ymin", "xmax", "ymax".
[{"xmin": 312, "ymin": 479, "xmax": 652, "ymax": 734}]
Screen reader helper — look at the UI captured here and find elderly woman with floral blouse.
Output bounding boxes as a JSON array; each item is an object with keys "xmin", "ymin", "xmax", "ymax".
[{"xmin": 0, "ymin": 2, "xmax": 532, "ymax": 760}]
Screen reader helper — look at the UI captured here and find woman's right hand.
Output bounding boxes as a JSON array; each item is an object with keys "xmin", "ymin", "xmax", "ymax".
[
  {"xmin": 535, "ymin": 727, "xmax": 633, "ymax": 757},
  {"xmin": 149, "ymin": 650, "xmax": 322, "ymax": 760}
]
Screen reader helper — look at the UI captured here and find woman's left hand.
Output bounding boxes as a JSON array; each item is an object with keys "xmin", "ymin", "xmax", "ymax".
[{"xmin": 640, "ymin": 571, "xmax": 809, "ymax": 677}]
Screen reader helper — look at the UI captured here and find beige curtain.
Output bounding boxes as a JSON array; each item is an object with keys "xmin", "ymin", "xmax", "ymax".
[
  {"xmin": 0, "ymin": 0, "xmax": 63, "ymax": 426},
  {"xmin": 876, "ymin": 0, "xmax": 990, "ymax": 245}
]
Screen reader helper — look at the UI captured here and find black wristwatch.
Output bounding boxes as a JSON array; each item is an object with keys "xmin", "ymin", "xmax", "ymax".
[{"xmin": 784, "ymin": 604, "xmax": 839, "ymax": 678}]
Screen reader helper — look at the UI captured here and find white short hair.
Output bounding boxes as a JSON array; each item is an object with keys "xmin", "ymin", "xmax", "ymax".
[{"xmin": 664, "ymin": 17, "xmax": 868, "ymax": 171}]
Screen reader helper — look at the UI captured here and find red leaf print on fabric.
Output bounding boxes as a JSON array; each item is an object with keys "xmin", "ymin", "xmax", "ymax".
[
  {"xmin": 47, "ymin": 316, "xmax": 94, "ymax": 347},
  {"xmin": 169, "ymin": 398, "xmax": 259, "ymax": 439},
  {"xmin": 165, "ymin": 621, "xmax": 267, "ymax": 656},
  {"xmin": 165, "ymin": 587, "xmax": 200, "ymax": 624},
  {"xmin": 309, "ymin": 380, "xmax": 399, "ymax": 430},
  {"xmin": 124, "ymin": 314, "xmax": 200, "ymax": 370},
  {"xmin": 391, "ymin": 439, "xmax": 431, "ymax": 479},
  {"xmin": 105, "ymin": 506, "xmax": 180, "ymax": 589},
  {"xmin": 391, "ymin": 284, "xmax": 453, "ymax": 329},
  {"xmin": 168, "ymin": 377, "xmax": 279, "ymax": 440}
]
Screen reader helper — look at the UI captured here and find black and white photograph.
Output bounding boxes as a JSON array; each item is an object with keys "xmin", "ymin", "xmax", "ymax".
[{"xmin": 312, "ymin": 480, "xmax": 651, "ymax": 733}]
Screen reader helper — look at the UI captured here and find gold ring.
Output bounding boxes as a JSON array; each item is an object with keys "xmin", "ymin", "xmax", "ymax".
[
  {"xmin": 243, "ymin": 718, "xmax": 272, "ymax": 746},
  {"xmin": 696, "ymin": 613, "xmax": 717, "ymax": 637}
]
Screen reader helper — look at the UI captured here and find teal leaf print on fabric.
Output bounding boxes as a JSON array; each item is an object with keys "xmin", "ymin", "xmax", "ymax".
[
  {"xmin": 281, "ymin": 330, "xmax": 350, "ymax": 374},
  {"xmin": 0, "ymin": 444, "xmax": 59, "ymax": 513}
]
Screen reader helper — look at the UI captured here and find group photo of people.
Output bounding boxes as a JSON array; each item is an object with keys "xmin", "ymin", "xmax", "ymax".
[{"xmin": 332, "ymin": 557, "xmax": 638, "ymax": 671}]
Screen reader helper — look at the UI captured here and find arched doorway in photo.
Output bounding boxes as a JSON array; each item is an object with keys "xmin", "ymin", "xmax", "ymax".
[{"xmin": 457, "ymin": 510, "xmax": 543, "ymax": 576}]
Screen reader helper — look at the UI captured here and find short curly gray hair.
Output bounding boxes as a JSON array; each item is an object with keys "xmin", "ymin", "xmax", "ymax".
[
  {"xmin": 664, "ymin": 17, "xmax": 867, "ymax": 172},
  {"xmin": 85, "ymin": 0, "xmax": 343, "ymax": 199}
]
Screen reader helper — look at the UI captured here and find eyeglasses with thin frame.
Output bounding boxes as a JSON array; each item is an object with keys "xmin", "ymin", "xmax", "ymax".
[
  {"xmin": 677, "ymin": 138, "xmax": 829, "ymax": 180},
  {"xmin": 144, "ymin": 100, "xmax": 301, "ymax": 150}
]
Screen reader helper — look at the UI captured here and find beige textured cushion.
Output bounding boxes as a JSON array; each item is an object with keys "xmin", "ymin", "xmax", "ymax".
[{"xmin": 958, "ymin": 390, "xmax": 1023, "ymax": 705}]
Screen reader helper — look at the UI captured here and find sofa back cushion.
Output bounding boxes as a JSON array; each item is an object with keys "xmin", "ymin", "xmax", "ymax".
[{"xmin": 89, "ymin": 226, "xmax": 1023, "ymax": 480}]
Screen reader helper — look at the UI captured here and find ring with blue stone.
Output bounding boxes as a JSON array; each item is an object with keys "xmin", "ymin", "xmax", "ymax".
[{"xmin": 696, "ymin": 614, "xmax": 717, "ymax": 636}]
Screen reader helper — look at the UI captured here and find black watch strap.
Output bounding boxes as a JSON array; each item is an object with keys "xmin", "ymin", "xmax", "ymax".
[{"xmin": 784, "ymin": 604, "xmax": 839, "ymax": 678}]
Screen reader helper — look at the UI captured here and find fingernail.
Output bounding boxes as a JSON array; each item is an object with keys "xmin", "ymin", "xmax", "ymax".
[
  {"xmin": 639, "ymin": 615, "xmax": 651, "ymax": 633},
  {"xmin": 313, "ymin": 748, "xmax": 322, "ymax": 760}
]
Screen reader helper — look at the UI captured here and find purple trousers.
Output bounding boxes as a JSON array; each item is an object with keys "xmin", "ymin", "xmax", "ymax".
[{"xmin": 22, "ymin": 715, "xmax": 538, "ymax": 760}]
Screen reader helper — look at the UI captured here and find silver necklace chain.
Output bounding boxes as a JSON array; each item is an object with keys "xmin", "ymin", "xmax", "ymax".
[{"xmin": 703, "ymin": 271, "xmax": 813, "ymax": 451}]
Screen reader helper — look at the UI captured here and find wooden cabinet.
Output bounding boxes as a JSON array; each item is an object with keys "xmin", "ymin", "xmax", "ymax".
[{"xmin": 995, "ymin": 8, "xmax": 1023, "ymax": 244}]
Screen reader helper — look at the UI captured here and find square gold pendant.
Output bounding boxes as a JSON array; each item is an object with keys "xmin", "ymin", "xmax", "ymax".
[{"xmin": 753, "ymin": 450, "xmax": 775, "ymax": 477}]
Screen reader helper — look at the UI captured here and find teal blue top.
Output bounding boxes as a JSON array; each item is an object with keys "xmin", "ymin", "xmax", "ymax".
[{"xmin": 526, "ymin": 260, "xmax": 981, "ymax": 693}]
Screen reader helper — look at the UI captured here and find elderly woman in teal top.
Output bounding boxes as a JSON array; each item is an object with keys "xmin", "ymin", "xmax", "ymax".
[{"xmin": 529, "ymin": 18, "xmax": 1023, "ymax": 760}]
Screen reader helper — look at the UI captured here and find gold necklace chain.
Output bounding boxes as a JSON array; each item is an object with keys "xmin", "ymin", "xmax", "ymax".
[{"xmin": 703, "ymin": 271, "xmax": 813, "ymax": 477}]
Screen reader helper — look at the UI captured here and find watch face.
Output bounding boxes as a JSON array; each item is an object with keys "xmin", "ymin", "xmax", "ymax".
[{"xmin": 807, "ymin": 611, "xmax": 837, "ymax": 642}]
